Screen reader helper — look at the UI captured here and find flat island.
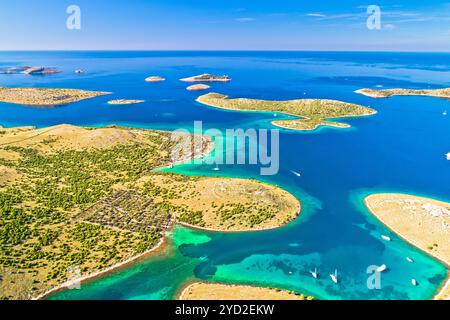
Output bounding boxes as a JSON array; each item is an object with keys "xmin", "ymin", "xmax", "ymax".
[
  {"xmin": 181, "ymin": 74, "xmax": 231, "ymax": 82},
  {"xmin": 0, "ymin": 124, "xmax": 301, "ymax": 299},
  {"xmin": 107, "ymin": 99, "xmax": 145, "ymax": 105},
  {"xmin": 0, "ymin": 87, "xmax": 110, "ymax": 106},
  {"xmin": 197, "ymin": 93, "xmax": 376, "ymax": 131},
  {"xmin": 145, "ymin": 76, "xmax": 166, "ymax": 82},
  {"xmin": 187, "ymin": 84, "xmax": 211, "ymax": 91},
  {"xmin": 1, "ymin": 66, "xmax": 59, "ymax": 75},
  {"xmin": 365, "ymin": 193, "xmax": 450, "ymax": 300},
  {"xmin": 178, "ymin": 282, "xmax": 313, "ymax": 300},
  {"xmin": 356, "ymin": 88, "xmax": 450, "ymax": 99}
]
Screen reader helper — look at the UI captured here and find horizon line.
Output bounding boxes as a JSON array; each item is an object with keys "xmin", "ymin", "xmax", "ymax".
[{"xmin": 0, "ymin": 49, "xmax": 449, "ymax": 54}]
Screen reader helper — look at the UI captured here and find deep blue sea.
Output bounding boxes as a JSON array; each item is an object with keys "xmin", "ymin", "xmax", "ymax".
[{"xmin": 0, "ymin": 51, "xmax": 448, "ymax": 300}]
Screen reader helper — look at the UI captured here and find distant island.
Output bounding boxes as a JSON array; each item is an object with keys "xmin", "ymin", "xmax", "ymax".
[
  {"xmin": 356, "ymin": 88, "xmax": 450, "ymax": 99},
  {"xmin": 365, "ymin": 193, "xmax": 450, "ymax": 300},
  {"xmin": 0, "ymin": 124, "xmax": 301, "ymax": 299},
  {"xmin": 180, "ymin": 74, "xmax": 231, "ymax": 82},
  {"xmin": 0, "ymin": 87, "xmax": 110, "ymax": 106},
  {"xmin": 145, "ymin": 76, "xmax": 166, "ymax": 82},
  {"xmin": 197, "ymin": 93, "xmax": 376, "ymax": 131},
  {"xmin": 178, "ymin": 282, "xmax": 313, "ymax": 300},
  {"xmin": 107, "ymin": 99, "xmax": 145, "ymax": 105},
  {"xmin": 187, "ymin": 84, "xmax": 211, "ymax": 91},
  {"xmin": 1, "ymin": 66, "xmax": 60, "ymax": 75}
]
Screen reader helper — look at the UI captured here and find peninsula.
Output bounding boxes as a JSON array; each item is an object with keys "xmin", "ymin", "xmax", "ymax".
[
  {"xmin": 197, "ymin": 93, "xmax": 376, "ymax": 131},
  {"xmin": 0, "ymin": 125, "xmax": 301, "ymax": 299},
  {"xmin": 181, "ymin": 74, "xmax": 231, "ymax": 82},
  {"xmin": 364, "ymin": 193, "xmax": 450, "ymax": 300},
  {"xmin": 178, "ymin": 282, "xmax": 314, "ymax": 300},
  {"xmin": 356, "ymin": 88, "xmax": 450, "ymax": 99},
  {"xmin": 107, "ymin": 99, "xmax": 145, "ymax": 105},
  {"xmin": 0, "ymin": 87, "xmax": 110, "ymax": 106}
]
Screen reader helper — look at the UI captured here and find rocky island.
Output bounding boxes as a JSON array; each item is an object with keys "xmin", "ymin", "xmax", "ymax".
[
  {"xmin": 187, "ymin": 84, "xmax": 211, "ymax": 91},
  {"xmin": 107, "ymin": 99, "xmax": 145, "ymax": 105},
  {"xmin": 145, "ymin": 76, "xmax": 166, "ymax": 82},
  {"xmin": 180, "ymin": 74, "xmax": 231, "ymax": 82},
  {"xmin": 197, "ymin": 92, "xmax": 376, "ymax": 131},
  {"xmin": 178, "ymin": 282, "xmax": 313, "ymax": 300},
  {"xmin": 365, "ymin": 193, "xmax": 450, "ymax": 300},
  {"xmin": 0, "ymin": 87, "xmax": 110, "ymax": 106},
  {"xmin": 1, "ymin": 66, "xmax": 60, "ymax": 75},
  {"xmin": 0, "ymin": 124, "xmax": 301, "ymax": 299},
  {"xmin": 356, "ymin": 87, "xmax": 450, "ymax": 99}
]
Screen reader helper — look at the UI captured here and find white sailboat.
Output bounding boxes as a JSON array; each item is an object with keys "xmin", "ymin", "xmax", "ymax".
[
  {"xmin": 310, "ymin": 268, "xmax": 318, "ymax": 279},
  {"xmin": 213, "ymin": 164, "xmax": 220, "ymax": 171},
  {"xmin": 411, "ymin": 279, "xmax": 418, "ymax": 286},
  {"xmin": 381, "ymin": 235, "xmax": 391, "ymax": 241},
  {"xmin": 446, "ymin": 152, "xmax": 450, "ymax": 161},
  {"xmin": 291, "ymin": 170, "xmax": 301, "ymax": 177},
  {"xmin": 377, "ymin": 264, "xmax": 387, "ymax": 273},
  {"xmin": 443, "ymin": 110, "xmax": 447, "ymax": 116},
  {"xmin": 406, "ymin": 257, "xmax": 414, "ymax": 263},
  {"xmin": 330, "ymin": 269, "xmax": 338, "ymax": 284}
]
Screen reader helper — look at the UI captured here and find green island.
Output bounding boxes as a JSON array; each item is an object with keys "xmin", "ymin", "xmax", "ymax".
[
  {"xmin": 0, "ymin": 87, "xmax": 110, "ymax": 106},
  {"xmin": 196, "ymin": 93, "xmax": 376, "ymax": 131},
  {"xmin": 0, "ymin": 124, "xmax": 300, "ymax": 299},
  {"xmin": 356, "ymin": 87, "xmax": 450, "ymax": 99}
]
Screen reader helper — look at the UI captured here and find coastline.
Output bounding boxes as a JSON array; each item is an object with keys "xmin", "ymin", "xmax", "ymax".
[
  {"xmin": 363, "ymin": 194, "xmax": 449, "ymax": 300},
  {"xmin": 35, "ymin": 236, "xmax": 169, "ymax": 300}
]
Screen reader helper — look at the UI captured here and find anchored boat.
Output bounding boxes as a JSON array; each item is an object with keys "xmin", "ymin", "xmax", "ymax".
[
  {"xmin": 330, "ymin": 269, "xmax": 338, "ymax": 284},
  {"xmin": 377, "ymin": 264, "xmax": 387, "ymax": 273}
]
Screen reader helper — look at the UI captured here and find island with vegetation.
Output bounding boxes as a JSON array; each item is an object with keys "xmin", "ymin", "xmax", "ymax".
[
  {"xmin": 145, "ymin": 76, "xmax": 166, "ymax": 82},
  {"xmin": 107, "ymin": 99, "xmax": 145, "ymax": 105},
  {"xmin": 181, "ymin": 74, "xmax": 231, "ymax": 82},
  {"xmin": 0, "ymin": 124, "xmax": 301, "ymax": 299},
  {"xmin": 0, "ymin": 87, "xmax": 110, "ymax": 106},
  {"xmin": 364, "ymin": 193, "xmax": 450, "ymax": 300},
  {"xmin": 187, "ymin": 84, "xmax": 211, "ymax": 91},
  {"xmin": 178, "ymin": 282, "xmax": 314, "ymax": 300},
  {"xmin": 356, "ymin": 88, "xmax": 450, "ymax": 99},
  {"xmin": 197, "ymin": 93, "xmax": 376, "ymax": 131}
]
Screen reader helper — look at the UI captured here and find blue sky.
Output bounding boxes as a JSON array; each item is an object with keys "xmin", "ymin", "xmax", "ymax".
[{"xmin": 1, "ymin": 0, "xmax": 450, "ymax": 51}]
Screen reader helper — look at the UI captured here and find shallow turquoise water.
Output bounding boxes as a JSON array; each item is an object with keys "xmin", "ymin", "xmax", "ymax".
[{"xmin": 0, "ymin": 51, "xmax": 448, "ymax": 300}]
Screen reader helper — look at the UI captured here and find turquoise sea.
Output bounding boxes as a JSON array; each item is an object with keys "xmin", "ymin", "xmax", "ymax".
[{"xmin": 0, "ymin": 51, "xmax": 448, "ymax": 300}]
